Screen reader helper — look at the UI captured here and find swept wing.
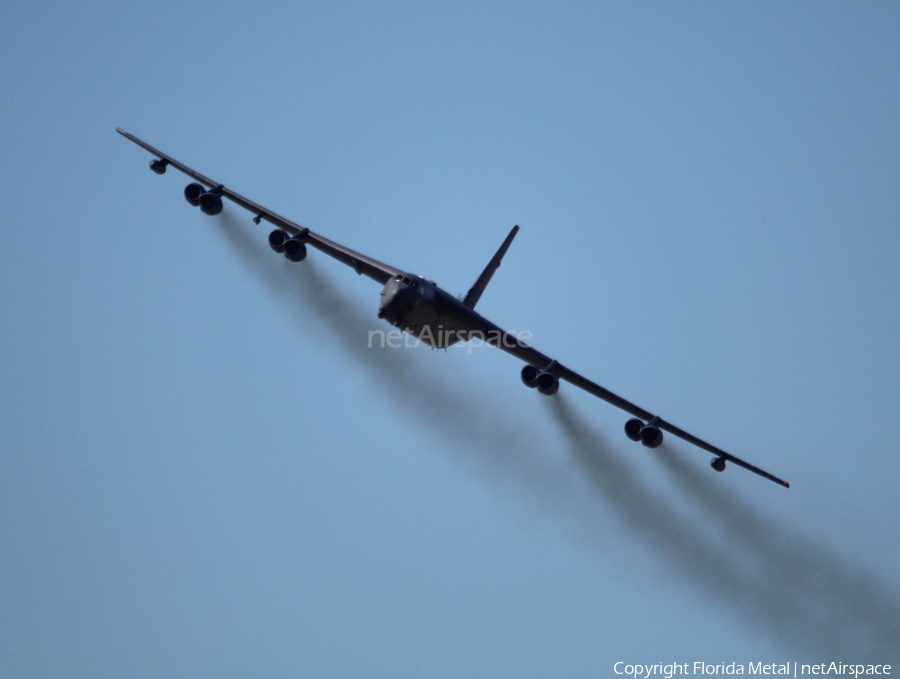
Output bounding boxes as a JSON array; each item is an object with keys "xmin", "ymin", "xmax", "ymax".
[
  {"xmin": 119, "ymin": 128, "xmax": 789, "ymax": 488},
  {"xmin": 117, "ymin": 128, "xmax": 401, "ymax": 284}
]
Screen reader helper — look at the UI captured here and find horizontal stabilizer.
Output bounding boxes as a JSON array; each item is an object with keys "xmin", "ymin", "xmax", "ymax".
[{"xmin": 462, "ymin": 225, "xmax": 519, "ymax": 309}]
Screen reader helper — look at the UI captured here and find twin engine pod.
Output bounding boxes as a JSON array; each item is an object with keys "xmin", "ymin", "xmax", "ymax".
[
  {"xmin": 624, "ymin": 417, "xmax": 664, "ymax": 449},
  {"xmin": 521, "ymin": 365, "xmax": 559, "ymax": 396},
  {"xmin": 149, "ymin": 158, "xmax": 169, "ymax": 175},
  {"xmin": 268, "ymin": 228, "xmax": 309, "ymax": 262},
  {"xmin": 184, "ymin": 182, "xmax": 222, "ymax": 216}
]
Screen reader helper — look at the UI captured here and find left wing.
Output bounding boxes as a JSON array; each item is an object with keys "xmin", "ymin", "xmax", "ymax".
[
  {"xmin": 117, "ymin": 128, "xmax": 403, "ymax": 284},
  {"xmin": 439, "ymin": 299, "xmax": 790, "ymax": 488}
]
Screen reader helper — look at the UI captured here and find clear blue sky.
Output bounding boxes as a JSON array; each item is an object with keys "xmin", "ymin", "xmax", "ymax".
[{"xmin": 2, "ymin": 2, "xmax": 899, "ymax": 676}]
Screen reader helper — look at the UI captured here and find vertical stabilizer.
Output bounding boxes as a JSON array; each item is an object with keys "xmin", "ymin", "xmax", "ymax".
[{"xmin": 462, "ymin": 225, "xmax": 519, "ymax": 309}]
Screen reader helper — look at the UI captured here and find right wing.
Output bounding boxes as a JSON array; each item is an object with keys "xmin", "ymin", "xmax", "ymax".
[
  {"xmin": 554, "ymin": 362, "xmax": 791, "ymax": 487},
  {"xmin": 117, "ymin": 128, "xmax": 403, "ymax": 285},
  {"xmin": 435, "ymin": 295, "xmax": 790, "ymax": 488}
]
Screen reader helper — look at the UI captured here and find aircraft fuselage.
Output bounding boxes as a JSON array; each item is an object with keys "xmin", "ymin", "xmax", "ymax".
[{"xmin": 377, "ymin": 274, "xmax": 471, "ymax": 348}]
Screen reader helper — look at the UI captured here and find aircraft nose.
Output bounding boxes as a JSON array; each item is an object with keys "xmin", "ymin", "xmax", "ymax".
[
  {"xmin": 378, "ymin": 284, "xmax": 413, "ymax": 325},
  {"xmin": 378, "ymin": 288, "xmax": 397, "ymax": 319}
]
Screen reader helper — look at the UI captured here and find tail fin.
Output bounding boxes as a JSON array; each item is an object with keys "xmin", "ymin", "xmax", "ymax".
[{"xmin": 462, "ymin": 225, "xmax": 519, "ymax": 309}]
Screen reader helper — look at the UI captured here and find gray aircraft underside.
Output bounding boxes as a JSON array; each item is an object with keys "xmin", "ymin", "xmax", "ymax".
[{"xmin": 118, "ymin": 127, "xmax": 790, "ymax": 488}]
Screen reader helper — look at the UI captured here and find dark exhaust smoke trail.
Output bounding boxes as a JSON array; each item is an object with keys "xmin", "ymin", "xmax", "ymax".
[
  {"xmin": 546, "ymin": 397, "xmax": 763, "ymax": 602},
  {"xmin": 548, "ymin": 395, "xmax": 900, "ymax": 658},
  {"xmin": 213, "ymin": 211, "xmax": 594, "ymax": 520},
  {"xmin": 656, "ymin": 449, "xmax": 900, "ymax": 658},
  {"xmin": 213, "ymin": 211, "xmax": 898, "ymax": 657}
]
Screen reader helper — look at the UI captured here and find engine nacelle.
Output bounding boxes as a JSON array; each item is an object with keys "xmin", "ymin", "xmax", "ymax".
[
  {"xmin": 639, "ymin": 425, "xmax": 663, "ymax": 448},
  {"xmin": 536, "ymin": 372, "xmax": 559, "ymax": 396},
  {"xmin": 624, "ymin": 418, "xmax": 643, "ymax": 441},
  {"xmin": 711, "ymin": 457, "xmax": 726, "ymax": 472},
  {"xmin": 284, "ymin": 238, "xmax": 307, "ymax": 262},
  {"xmin": 184, "ymin": 182, "xmax": 204, "ymax": 206},
  {"xmin": 269, "ymin": 229, "xmax": 288, "ymax": 253},
  {"xmin": 150, "ymin": 158, "xmax": 168, "ymax": 175},
  {"xmin": 520, "ymin": 365, "xmax": 540, "ymax": 388},
  {"xmin": 199, "ymin": 192, "xmax": 223, "ymax": 216}
]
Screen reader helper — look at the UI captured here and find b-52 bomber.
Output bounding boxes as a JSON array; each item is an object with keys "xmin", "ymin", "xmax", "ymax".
[{"xmin": 118, "ymin": 127, "xmax": 789, "ymax": 488}]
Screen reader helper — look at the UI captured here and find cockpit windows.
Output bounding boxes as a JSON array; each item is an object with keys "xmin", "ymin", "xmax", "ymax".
[{"xmin": 394, "ymin": 275, "xmax": 417, "ymax": 289}]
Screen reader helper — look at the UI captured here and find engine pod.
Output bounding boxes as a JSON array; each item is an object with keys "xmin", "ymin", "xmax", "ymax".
[
  {"xmin": 536, "ymin": 372, "xmax": 559, "ymax": 396},
  {"xmin": 184, "ymin": 182, "xmax": 204, "ymax": 206},
  {"xmin": 199, "ymin": 192, "xmax": 223, "ymax": 216},
  {"xmin": 269, "ymin": 229, "xmax": 288, "ymax": 253},
  {"xmin": 624, "ymin": 418, "xmax": 643, "ymax": 441},
  {"xmin": 284, "ymin": 238, "xmax": 307, "ymax": 262},
  {"xmin": 520, "ymin": 365, "xmax": 540, "ymax": 388},
  {"xmin": 639, "ymin": 425, "xmax": 663, "ymax": 448}
]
